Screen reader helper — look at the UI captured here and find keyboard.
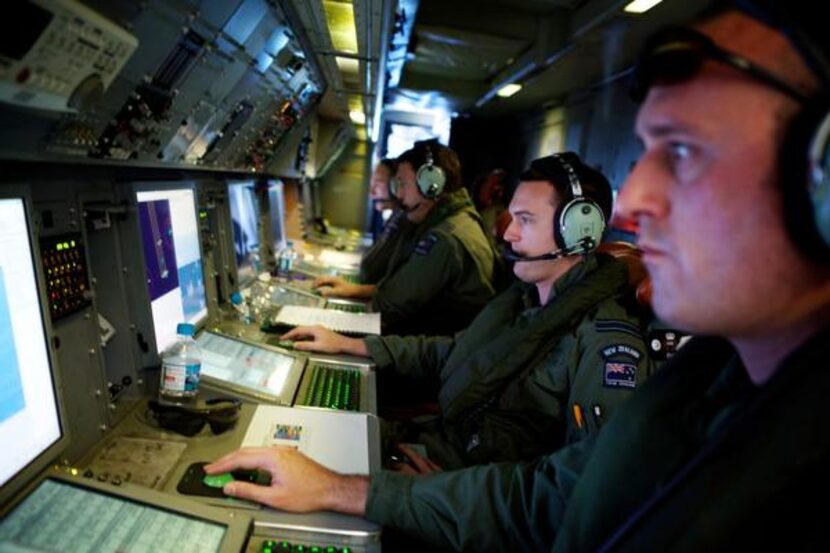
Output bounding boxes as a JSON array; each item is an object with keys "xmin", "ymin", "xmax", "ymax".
[
  {"xmin": 325, "ymin": 301, "xmax": 367, "ymax": 313},
  {"xmin": 298, "ymin": 363, "xmax": 361, "ymax": 411},
  {"xmin": 259, "ymin": 539, "xmax": 353, "ymax": 553}
]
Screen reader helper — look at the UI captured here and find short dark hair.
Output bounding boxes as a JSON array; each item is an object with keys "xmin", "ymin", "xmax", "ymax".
[
  {"xmin": 396, "ymin": 139, "xmax": 463, "ymax": 194},
  {"xmin": 520, "ymin": 152, "xmax": 613, "ymax": 222},
  {"xmin": 378, "ymin": 158, "xmax": 397, "ymax": 174}
]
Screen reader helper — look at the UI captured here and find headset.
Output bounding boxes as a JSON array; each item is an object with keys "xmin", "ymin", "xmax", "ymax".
[
  {"xmin": 147, "ymin": 398, "xmax": 241, "ymax": 437},
  {"xmin": 734, "ymin": 0, "xmax": 830, "ymax": 255},
  {"xmin": 415, "ymin": 145, "xmax": 447, "ymax": 198},
  {"xmin": 808, "ymin": 113, "xmax": 830, "ymax": 249}
]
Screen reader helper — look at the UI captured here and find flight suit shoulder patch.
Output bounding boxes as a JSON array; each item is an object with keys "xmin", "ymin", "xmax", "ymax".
[
  {"xmin": 599, "ymin": 344, "xmax": 643, "ymax": 389},
  {"xmin": 595, "ymin": 319, "xmax": 643, "ymax": 340},
  {"xmin": 414, "ymin": 233, "xmax": 440, "ymax": 255}
]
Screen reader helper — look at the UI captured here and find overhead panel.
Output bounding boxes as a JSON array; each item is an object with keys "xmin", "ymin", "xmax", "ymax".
[{"xmin": 0, "ymin": 0, "xmax": 324, "ymax": 172}]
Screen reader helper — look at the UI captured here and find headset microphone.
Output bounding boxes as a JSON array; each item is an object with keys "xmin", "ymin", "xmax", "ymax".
[{"xmin": 503, "ymin": 237, "xmax": 596, "ymax": 263}]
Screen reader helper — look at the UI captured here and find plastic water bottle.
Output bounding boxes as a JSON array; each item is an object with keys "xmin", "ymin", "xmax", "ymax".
[
  {"xmin": 277, "ymin": 240, "xmax": 297, "ymax": 277},
  {"xmin": 249, "ymin": 273, "xmax": 273, "ymax": 323},
  {"xmin": 230, "ymin": 291, "xmax": 252, "ymax": 324},
  {"xmin": 159, "ymin": 323, "xmax": 201, "ymax": 400}
]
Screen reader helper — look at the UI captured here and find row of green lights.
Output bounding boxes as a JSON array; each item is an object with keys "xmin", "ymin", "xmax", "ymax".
[{"xmin": 55, "ymin": 240, "xmax": 77, "ymax": 251}]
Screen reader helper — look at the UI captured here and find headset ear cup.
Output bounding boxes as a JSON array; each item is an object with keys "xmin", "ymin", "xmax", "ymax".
[
  {"xmin": 780, "ymin": 103, "xmax": 830, "ymax": 261},
  {"xmin": 416, "ymin": 164, "xmax": 446, "ymax": 198},
  {"xmin": 558, "ymin": 199, "xmax": 606, "ymax": 252}
]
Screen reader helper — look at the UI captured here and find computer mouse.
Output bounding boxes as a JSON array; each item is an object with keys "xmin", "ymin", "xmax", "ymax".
[
  {"xmin": 202, "ymin": 472, "xmax": 235, "ymax": 488},
  {"xmin": 203, "ymin": 469, "xmax": 268, "ymax": 488}
]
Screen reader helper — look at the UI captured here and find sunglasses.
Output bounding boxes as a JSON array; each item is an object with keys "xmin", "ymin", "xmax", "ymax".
[
  {"xmin": 148, "ymin": 398, "xmax": 241, "ymax": 437},
  {"xmin": 630, "ymin": 26, "xmax": 808, "ymax": 104}
]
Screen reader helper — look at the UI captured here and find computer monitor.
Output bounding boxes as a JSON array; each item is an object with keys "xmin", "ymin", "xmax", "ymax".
[
  {"xmin": 267, "ymin": 180, "xmax": 287, "ymax": 255},
  {"xmin": 0, "ymin": 196, "xmax": 65, "ymax": 506},
  {"xmin": 0, "ymin": 474, "xmax": 250, "ymax": 551},
  {"xmin": 227, "ymin": 181, "xmax": 260, "ymax": 286},
  {"xmin": 136, "ymin": 187, "xmax": 208, "ymax": 354}
]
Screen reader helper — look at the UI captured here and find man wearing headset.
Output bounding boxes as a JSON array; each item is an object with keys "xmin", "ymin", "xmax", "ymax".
[
  {"xmin": 207, "ymin": 1, "xmax": 830, "ymax": 549},
  {"xmin": 359, "ymin": 158, "xmax": 414, "ymax": 285},
  {"xmin": 280, "ymin": 152, "xmax": 652, "ymax": 470},
  {"xmin": 314, "ymin": 140, "xmax": 501, "ymax": 336}
]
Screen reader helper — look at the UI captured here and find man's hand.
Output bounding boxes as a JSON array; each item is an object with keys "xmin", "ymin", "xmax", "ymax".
[
  {"xmin": 313, "ymin": 276, "xmax": 376, "ymax": 300},
  {"xmin": 204, "ymin": 446, "xmax": 369, "ymax": 515},
  {"xmin": 280, "ymin": 325, "xmax": 369, "ymax": 356},
  {"xmin": 391, "ymin": 444, "xmax": 443, "ymax": 476}
]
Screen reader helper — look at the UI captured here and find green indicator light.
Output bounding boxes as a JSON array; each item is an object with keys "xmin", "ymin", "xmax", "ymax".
[
  {"xmin": 56, "ymin": 244, "xmax": 63, "ymax": 251},
  {"xmin": 71, "ymin": 240, "xmax": 76, "ymax": 247}
]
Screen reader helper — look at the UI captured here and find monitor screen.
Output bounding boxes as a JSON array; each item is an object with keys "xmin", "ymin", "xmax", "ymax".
[
  {"xmin": 196, "ymin": 331, "xmax": 297, "ymax": 399},
  {"xmin": 267, "ymin": 180, "xmax": 287, "ymax": 254},
  {"xmin": 0, "ymin": 199, "xmax": 62, "ymax": 491},
  {"xmin": 136, "ymin": 188, "xmax": 207, "ymax": 354},
  {"xmin": 227, "ymin": 182, "xmax": 260, "ymax": 286},
  {"xmin": 0, "ymin": 478, "xmax": 227, "ymax": 552}
]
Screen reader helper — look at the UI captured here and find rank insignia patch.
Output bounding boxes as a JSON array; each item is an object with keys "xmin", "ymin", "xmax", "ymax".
[{"xmin": 414, "ymin": 233, "xmax": 440, "ymax": 255}]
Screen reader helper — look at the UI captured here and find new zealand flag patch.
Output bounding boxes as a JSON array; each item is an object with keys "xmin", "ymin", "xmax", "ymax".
[{"xmin": 600, "ymin": 344, "xmax": 641, "ymax": 389}]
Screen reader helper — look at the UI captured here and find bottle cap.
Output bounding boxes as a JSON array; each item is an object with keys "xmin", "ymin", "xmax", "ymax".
[
  {"xmin": 287, "ymin": 240, "xmax": 294, "ymax": 247},
  {"xmin": 230, "ymin": 292, "xmax": 243, "ymax": 305},
  {"xmin": 177, "ymin": 323, "xmax": 195, "ymax": 336}
]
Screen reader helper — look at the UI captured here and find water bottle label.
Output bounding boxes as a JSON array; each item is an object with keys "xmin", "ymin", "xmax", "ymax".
[{"xmin": 161, "ymin": 362, "xmax": 200, "ymax": 393}]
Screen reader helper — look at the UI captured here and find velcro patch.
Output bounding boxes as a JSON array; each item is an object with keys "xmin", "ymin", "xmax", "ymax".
[
  {"xmin": 414, "ymin": 233, "xmax": 440, "ymax": 255},
  {"xmin": 599, "ymin": 344, "xmax": 642, "ymax": 389}
]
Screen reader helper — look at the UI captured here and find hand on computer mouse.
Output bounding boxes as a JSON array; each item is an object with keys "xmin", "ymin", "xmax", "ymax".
[{"xmin": 204, "ymin": 446, "xmax": 366, "ymax": 514}]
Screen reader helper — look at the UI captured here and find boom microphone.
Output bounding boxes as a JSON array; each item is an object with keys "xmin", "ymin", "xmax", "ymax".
[{"xmin": 502, "ymin": 238, "xmax": 595, "ymax": 263}]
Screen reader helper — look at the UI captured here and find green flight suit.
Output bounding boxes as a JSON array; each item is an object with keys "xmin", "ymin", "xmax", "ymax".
[
  {"xmin": 365, "ymin": 253, "xmax": 652, "ymax": 468},
  {"xmin": 359, "ymin": 209, "xmax": 413, "ymax": 284},
  {"xmin": 364, "ymin": 329, "xmax": 830, "ymax": 551},
  {"xmin": 372, "ymin": 188, "xmax": 500, "ymax": 336}
]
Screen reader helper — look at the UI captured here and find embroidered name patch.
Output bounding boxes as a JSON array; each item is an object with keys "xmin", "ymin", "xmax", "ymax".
[
  {"xmin": 414, "ymin": 233, "xmax": 440, "ymax": 255},
  {"xmin": 600, "ymin": 344, "xmax": 642, "ymax": 389}
]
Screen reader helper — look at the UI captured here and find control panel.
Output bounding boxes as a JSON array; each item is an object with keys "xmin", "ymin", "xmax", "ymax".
[
  {"xmin": 0, "ymin": 0, "xmax": 138, "ymax": 112},
  {"xmin": 40, "ymin": 232, "xmax": 91, "ymax": 320}
]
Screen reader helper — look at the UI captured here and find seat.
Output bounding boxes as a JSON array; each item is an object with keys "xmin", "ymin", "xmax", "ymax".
[
  {"xmin": 598, "ymin": 241, "xmax": 691, "ymax": 365},
  {"xmin": 597, "ymin": 240, "xmax": 650, "ymax": 304}
]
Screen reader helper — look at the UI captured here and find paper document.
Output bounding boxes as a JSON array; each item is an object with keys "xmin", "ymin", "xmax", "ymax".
[
  {"xmin": 273, "ymin": 305, "xmax": 380, "ymax": 335},
  {"xmin": 242, "ymin": 405, "xmax": 371, "ymax": 474}
]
